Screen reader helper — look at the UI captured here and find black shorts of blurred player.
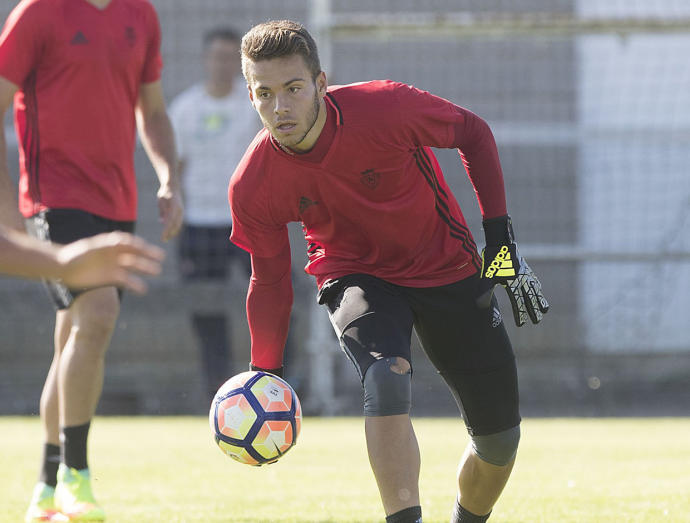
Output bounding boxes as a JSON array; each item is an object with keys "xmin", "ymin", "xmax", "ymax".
[
  {"xmin": 318, "ymin": 272, "xmax": 520, "ymax": 436},
  {"xmin": 178, "ymin": 223, "xmax": 252, "ymax": 401},
  {"xmin": 27, "ymin": 208, "xmax": 135, "ymax": 309},
  {"xmin": 178, "ymin": 223, "xmax": 251, "ymax": 280}
]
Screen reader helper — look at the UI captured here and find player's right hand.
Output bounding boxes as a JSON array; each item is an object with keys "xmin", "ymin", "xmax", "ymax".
[{"xmin": 57, "ymin": 232, "xmax": 165, "ymax": 293}]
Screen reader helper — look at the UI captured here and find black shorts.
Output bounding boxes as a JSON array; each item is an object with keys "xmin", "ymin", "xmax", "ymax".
[
  {"xmin": 27, "ymin": 208, "xmax": 135, "ymax": 310},
  {"xmin": 318, "ymin": 273, "xmax": 520, "ymax": 436},
  {"xmin": 178, "ymin": 224, "xmax": 251, "ymax": 280}
]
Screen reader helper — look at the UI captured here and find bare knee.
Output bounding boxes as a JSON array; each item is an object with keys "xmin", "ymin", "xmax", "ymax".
[
  {"xmin": 70, "ymin": 288, "xmax": 120, "ymax": 342},
  {"xmin": 389, "ymin": 356, "xmax": 410, "ymax": 375}
]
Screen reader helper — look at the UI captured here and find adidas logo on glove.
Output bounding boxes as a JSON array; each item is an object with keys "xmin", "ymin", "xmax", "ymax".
[{"xmin": 484, "ymin": 246, "xmax": 516, "ymax": 278}]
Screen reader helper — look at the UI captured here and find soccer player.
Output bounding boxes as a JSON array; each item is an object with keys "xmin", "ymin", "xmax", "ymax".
[
  {"xmin": 0, "ymin": 228, "xmax": 164, "ymax": 293},
  {"xmin": 170, "ymin": 27, "xmax": 259, "ymax": 401},
  {"xmin": 231, "ymin": 20, "xmax": 548, "ymax": 523},
  {"xmin": 0, "ymin": 0, "xmax": 183, "ymax": 521}
]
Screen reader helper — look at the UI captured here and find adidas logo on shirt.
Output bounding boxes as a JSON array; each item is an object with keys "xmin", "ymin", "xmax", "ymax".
[{"xmin": 70, "ymin": 31, "xmax": 88, "ymax": 45}]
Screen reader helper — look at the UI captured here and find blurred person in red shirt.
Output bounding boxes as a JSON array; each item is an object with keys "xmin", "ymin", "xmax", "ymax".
[{"xmin": 0, "ymin": 0, "xmax": 182, "ymax": 520}]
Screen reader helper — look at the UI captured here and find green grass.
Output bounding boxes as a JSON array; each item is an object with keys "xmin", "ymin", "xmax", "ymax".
[{"xmin": 1, "ymin": 417, "xmax": 689, "ymax": 522}]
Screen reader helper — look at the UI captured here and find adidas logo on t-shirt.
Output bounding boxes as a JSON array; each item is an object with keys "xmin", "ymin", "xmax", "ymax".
[{"xmin": 70, "ymin": 31, "xmax": 88, "ymax": 45}]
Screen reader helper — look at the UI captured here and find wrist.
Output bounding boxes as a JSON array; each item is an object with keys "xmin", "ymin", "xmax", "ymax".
[
  {"xmin": 157, "ymin": 184, "xmax": 182, "ymax": 202},
  {"xmin": 41, "ymin": 244, "xmax": 69, "ymax": 281},
  {"xmin": 159, "ymin": 179, "xmax": 180, "ymax": 193},
  {"xmin": 250, "ymin": 363, "xmax": 284, "ymax": 379},
  {"xmin": 482, "ymin": 214, "xmax": 514, "ymax": 245}
]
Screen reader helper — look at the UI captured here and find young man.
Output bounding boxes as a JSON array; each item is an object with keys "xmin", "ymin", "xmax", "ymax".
[
  {"xmin": 0, "ymin": 228, "xmax": 164, "ymax": 293},
  {"xmin": 170, "ymin": 27, "xmax": 259, "ymax": 401},
  {"xmin": 0, "ymin": 0, "xmax": 183, "ymax": 521},
  {"xmin": 230, "ymin": 20, "xmax": 548, "ymax": 523}
]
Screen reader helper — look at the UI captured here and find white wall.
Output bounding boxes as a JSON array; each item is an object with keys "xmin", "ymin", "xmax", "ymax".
[{"xmin": 577, "ymin": 0, "xmax": 690, "ymax": 351}]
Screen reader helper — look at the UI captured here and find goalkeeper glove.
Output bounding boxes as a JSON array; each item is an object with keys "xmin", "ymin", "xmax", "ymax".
[
  {"xmin": 250, "ymin": 363, "xmax": 284, "ymax": 379},
  {"xmin": 477, "ymin": 215, "xmax": 549, "ymax": 326}
]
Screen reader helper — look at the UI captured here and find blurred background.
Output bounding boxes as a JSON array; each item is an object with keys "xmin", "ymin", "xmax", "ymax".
[{"xmin": 1, "ymin": 0, "xmax": 688, "ymax": 417}]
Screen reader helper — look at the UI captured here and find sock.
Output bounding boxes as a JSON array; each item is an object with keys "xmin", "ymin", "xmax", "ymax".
[
  {"xmin": 39, "ymin": 443, "xmax": 60, "ymax": 487},
  {"xmin": 451, "ymin": 499, "xmax": 491, "ymax": 522},
  {"xmin": 386, "ymin": 505, "xmax": 423, "ymax": 523},
  {"xmin": 60, "ymin": 422, "xmax": 91, "ymax": 471}
]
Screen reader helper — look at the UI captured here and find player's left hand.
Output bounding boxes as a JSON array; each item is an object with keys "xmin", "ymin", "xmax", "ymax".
[
  {"xmin": 157, "ymin": 184, "xmax": 184, "ymax": 242},
  {"xmin": 476, "ymin": 215, "xmax": 549, "ymax": 326}
]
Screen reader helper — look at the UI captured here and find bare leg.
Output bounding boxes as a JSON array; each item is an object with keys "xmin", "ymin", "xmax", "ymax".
[
  {"xmin": 366, "ymin": 413, "xmax": 421, "ymax": 516},
  {"xmin": 363, "ymin": 357, "xmax": 421, "ymax": 516},
  {"xmin": 457, "ymin": 444, "xmax": 515, "ymax": 516},
  {"xmin": 58, "ymin": 287, "xmax": 119, "ymax": 427},
  {"xmin": 41, "ymin": 310, "xmax": 72, "ymax": 446}
]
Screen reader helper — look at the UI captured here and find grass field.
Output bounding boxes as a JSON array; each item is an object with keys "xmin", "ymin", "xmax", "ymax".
[{"xmin": 1, "ymin": 416, "xmax": 689, "ymax": 522}]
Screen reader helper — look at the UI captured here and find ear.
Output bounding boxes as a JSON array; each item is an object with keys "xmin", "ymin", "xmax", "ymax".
[
  {"xmin": 316, "ymin": 71, "xmax": 327, "ymax": 97},
  {"xmin": 247, "ymin": 83, "xmax": 256, "ymax": 106}
]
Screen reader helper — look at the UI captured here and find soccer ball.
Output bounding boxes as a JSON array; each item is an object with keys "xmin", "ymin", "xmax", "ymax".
[{"xmin": 209, "ymin": 371, "xmax": 302, "ymax": 466}]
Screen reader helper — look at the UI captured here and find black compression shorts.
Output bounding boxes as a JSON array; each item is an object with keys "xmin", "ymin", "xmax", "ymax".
[{"xmin": 317, "ymin": 273, "xmax": 520, "ymax": 436}]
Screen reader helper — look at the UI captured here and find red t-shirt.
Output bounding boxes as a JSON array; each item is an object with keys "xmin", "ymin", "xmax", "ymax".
[
  {"xmin": 230, "ymin": 80, "xmax": 507, "ymax": 289},
  {"xmin": 0, "ymin": 0, "xmax": 162, "ymax": 220}
]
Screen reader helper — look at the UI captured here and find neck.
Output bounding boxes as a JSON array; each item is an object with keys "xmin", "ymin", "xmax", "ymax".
[
  {"xmin": 85, "ymin": 0, "xmax": 111, "ymax": 8},
  {"xmin": 205, "ymin": 81, "xmax": 234, "ymax": 99},
  {"xmin": 291, "ymin": 97, "xmax": 328, "ymax": 153}
]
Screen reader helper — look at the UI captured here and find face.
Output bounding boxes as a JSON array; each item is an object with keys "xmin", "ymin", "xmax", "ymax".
[
  {"xmin": 204, "ymin": 38, "xmax": 241, "ymax": 88},
  {"xmin": 245, "ymin": 54, "xmax": 327, "ymax": 151}
]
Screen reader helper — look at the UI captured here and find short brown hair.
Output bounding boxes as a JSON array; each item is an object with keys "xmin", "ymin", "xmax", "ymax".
[{"xmin": 241, "ymin": 20, "xmax": 321, "ymax": 81}]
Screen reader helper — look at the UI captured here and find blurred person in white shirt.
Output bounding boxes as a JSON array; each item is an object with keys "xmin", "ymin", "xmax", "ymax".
[{"xmin": 169, "ymin": 27, "xmax": 260, "ymax": 400}]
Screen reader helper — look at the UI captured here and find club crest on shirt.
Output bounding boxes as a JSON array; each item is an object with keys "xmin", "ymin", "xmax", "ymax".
[
  {"xmin": 360, "ymin": 168, "xmax": 380, "ymax": 189},
  {"xmin": 125, "ymin": 26, "xmax": 136, "ymax": 48},
  {"xmin": 298, "ymin": 196, "xmax": 319, "ymax": 213}
]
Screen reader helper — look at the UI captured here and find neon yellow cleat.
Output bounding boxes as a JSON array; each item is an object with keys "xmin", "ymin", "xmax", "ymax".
[
  {"xmin": 25, "ymin": 482, "xmax": 59, "ymax": 522},
  {"xmin": 54, "ymin": 465, "xmax": 105, "ymax": 521}
]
